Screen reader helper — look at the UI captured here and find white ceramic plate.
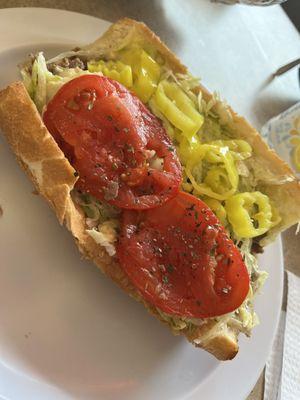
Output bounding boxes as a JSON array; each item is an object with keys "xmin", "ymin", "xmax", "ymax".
[{"xmin": 0, "ymin": 8, "xmax": 283, "ymax": 400}]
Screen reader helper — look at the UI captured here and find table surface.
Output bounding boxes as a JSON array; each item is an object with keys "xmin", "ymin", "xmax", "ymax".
[{"xmin": 0, "ymin": 1, "xmax": 299, "ymax": 399}]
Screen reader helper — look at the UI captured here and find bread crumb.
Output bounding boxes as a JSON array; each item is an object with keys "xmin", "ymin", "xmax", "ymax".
[{"xmin": 0, "ymin": 205, "xmax": 3, "ymax": 217}]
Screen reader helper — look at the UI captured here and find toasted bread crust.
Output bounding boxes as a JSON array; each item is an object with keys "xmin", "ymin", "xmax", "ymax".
[{"xmin": 1, "ymin": 18, "xmax": 299, "ymax": 360}]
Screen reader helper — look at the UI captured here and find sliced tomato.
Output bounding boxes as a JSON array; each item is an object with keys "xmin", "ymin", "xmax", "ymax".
[
  {"xmin": 117, "ymin": 191, "xmax": 250, "ymax": 318},
  {"xmin": 43, "ymin": 75, "xmax": 182, "ymax": 209}
]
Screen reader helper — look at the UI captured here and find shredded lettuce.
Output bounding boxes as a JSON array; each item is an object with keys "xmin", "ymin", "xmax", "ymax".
[
  {"xmin": 198, "ymin": 90, "xmax": 218, "ymax": 118},
  {"xmin": 20, "ymin": 67, "xmax": 34, "ymax": 98},
  {"xmin": 228, "ymin": 239, "xmax": 268, "ymax": 335},
  {"xmin": 161, "ymin": 70, "xmax": 199, "ymax": 104},
  {"xmin": 72, "ymin": 191, "xmax": 120, "ymax": 224},
  {"xmin": 156, "ymin": 309, "xmax": 204, "ymax": 333},
  {"xmin": 30, "ymin": 52, "xmax": 55, "ymax": 112},
  {"xmin": 72, "ymin": 191, "xmax": 120, "ymax": 256},
  {"xmin": 20, "ymin": 52, "xmax": 102, "ymax": 113},
  {"xmin": 240, "ymin": 239, "xmax": 268, "ymax": 292}
]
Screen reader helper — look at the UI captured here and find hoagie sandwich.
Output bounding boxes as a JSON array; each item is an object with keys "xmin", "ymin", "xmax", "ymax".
[{"xmin": 0, "ymin": 18, "xmax": 299, "ymax": 360}]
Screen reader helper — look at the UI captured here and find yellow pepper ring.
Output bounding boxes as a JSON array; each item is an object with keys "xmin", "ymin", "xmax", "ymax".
[
  {"xmin": 185, "ymin": 144, "xmax": 239, "ymax": 201},
  {"xmin": 225, "ymin": 192, "xmax": 273, "ymax": 238},
  {"xmin": 204, "ymin": 167, "xmax": 232, "ymax": 195}
]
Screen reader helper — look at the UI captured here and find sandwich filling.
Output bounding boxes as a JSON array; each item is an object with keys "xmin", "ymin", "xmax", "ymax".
[{"xmin": 20, "ymin": 45, "xmax": 281, "ymax": 338}]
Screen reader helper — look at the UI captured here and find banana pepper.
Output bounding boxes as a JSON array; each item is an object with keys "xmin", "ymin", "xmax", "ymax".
[
  {"xmin": 120, "ymin": 48, "xmax": 161, "ymax": 102},
  {"xmin": 185, "ymin": 144, "xmax": 239, "ymax": 200},
  {"xmin": 178, "ymin": 134, "xmax": 202, "ymax": 165},
  {"xmin": 225, "ymin": 191, "xmax": 273, "ymax": 238},
  {"xmin": 87, "ymin": 60, "xmax": 133, "ymax": 88},
  {"xmin": 154, "ymin": 80, "xmax": 204, "ymax": 138}
]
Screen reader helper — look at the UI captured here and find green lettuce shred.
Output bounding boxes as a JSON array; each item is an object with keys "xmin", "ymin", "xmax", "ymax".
[
  {"xmin": 20, "ymin": 52, "xmax": 101, "ymax": 112},
  {"xmin": 72, "ymin": 191, "xmax": 120, "ymax": 225}
]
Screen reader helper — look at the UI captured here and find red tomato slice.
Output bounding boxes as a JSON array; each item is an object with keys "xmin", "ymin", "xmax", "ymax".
[
  {"xmin": 117, "ymin": 191, "xmax": 250, "ymax": 318},
  {"xmin": 43, "ymin": 75, "xmax": 182, "ymax": 209}
]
